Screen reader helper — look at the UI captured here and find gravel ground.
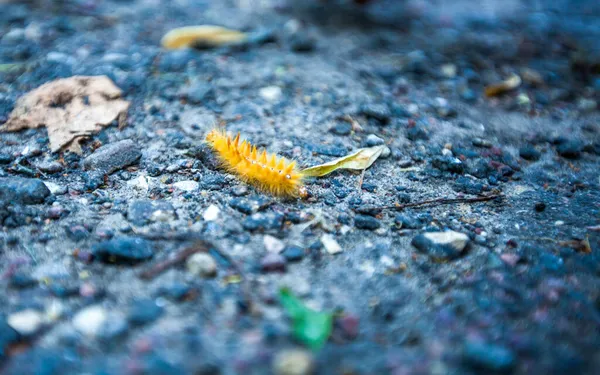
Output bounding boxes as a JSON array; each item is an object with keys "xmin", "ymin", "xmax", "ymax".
[{"xmin": 1, "ymin": 1, "xmax": 600, "ymax": 374}]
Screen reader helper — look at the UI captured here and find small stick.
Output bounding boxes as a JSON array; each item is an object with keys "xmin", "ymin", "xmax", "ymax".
[
  {"xmin": 361, "ymin": 194, "xmax": 503, "ymax": 212},
  {"xmin": 357, "ymin": 169, "xmax": 366, "ymax": 191},
  {"xmin": 518, "ymin": 236, "xmax": 592, "ymax": 254},
  {"xmin": 137, "ymin": 240, "xmax": 255, "ymax": 309},
  {"xmin": 138, "ymin": 241, "xmax": 209, "ymax": 280}
]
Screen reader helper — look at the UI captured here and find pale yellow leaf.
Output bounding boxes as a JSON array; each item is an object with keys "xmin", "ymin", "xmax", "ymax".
[
  {"xmin": 301, "ymin": 145, "xmax": 385, "ymax": 177},
  {"xmin": 161, "ymin": 25, "xmax": 247, "ymax": 49},
  {"xmin": 484, "ymin": 73, "xmax": 521, "ymax": 97}
]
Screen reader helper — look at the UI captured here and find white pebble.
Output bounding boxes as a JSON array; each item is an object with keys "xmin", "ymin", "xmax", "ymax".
[
  {"xmin": 187, "ymin": 252, "xmax": 217, "ymax": 278},
  {"xmin": 73, "ymin": 305, "xmax": 108, "ymax": 337},
  {"xmin": 424, "ymin": 231, "xmax": 469, "ymax": 252},
  {"xmin": 128, "ymin": 174, "xmax": 149, "ymax": 192},
  {"xmin": 264, "ymin": 235, "xmax": 285, "ymax": 253},
  {"xmin": 321, "ymin": 234, "xmax": 342, "ymax": 254},
  {"xmin": 43, "ymin": 181, "xmax": 65, "ymax": 195},
  {"xmin": 203, "ymin": 204, "xmax": 221, "ymax": 221},
  {"xmin": 381, "ymin": 146, "xmax": 391, "ymax": 158},
  {"xmin": 441, "ymin": 148, "xmax": 453, "ymax": 157},
  {"xmin": 173, "ymin": 180, "xmax": 199, "ymax": 192},
  {"xmin": 273, "ymin": 349, "xmax": 314, "ymax": 375},
  {"xmin": 8, "ymin": 309, "xmax": 44, "ymax": 336},
  {"xmin": 440, "ymin": 63, "xmax": 457, "ymax": 78},
  {"xmin": 259, "ymin": 86, "xmax": 283, "ymax": 102}
]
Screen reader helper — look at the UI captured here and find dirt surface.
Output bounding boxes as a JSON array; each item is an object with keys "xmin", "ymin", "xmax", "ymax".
[{"xmin": 1, "ymin": 1, "xmax": 599, "ymax": 374}]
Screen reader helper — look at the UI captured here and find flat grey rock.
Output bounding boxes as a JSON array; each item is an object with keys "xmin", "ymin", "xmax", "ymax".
[{"xmin": 83, "ymin": 139, "xmax": 141, "ymax": 174}]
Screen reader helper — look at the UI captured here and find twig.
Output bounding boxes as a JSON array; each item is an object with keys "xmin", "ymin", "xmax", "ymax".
[
  {"xmin": 356, "ymin": 194, "xmax": 504, "ymax": 213},
  {"xmin": 24, "ymin": 245, "xmax": 38, "ymax": 265},
  {"xmin": 137, "ymin": 239, "xmax": 255, "ymax": 309},
  {"xmin": 138, "ymin": 241, "xmax": 209, "ymax": 280},
  {"xmin": 518, "ymin": 236, "xmax": 592, "ymax": 254},
  {"xmin": 131, "ymin": 230, "xmax": 196, "ymax": 241},
  {"xmin": 357, "ymin": 169, "xmax": 366, "ymax": 191}
]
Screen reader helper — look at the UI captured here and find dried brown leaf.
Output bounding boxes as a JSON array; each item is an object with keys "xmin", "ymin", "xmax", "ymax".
[{"xmin": 1, "ymin": 76, "xmax": 130, "ymax": 153}]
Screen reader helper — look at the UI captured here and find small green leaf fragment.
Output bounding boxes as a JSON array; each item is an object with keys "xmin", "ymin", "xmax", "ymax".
[{"xmin": 279, "ymin": 288, "xmax": 333, "ymax": 350}]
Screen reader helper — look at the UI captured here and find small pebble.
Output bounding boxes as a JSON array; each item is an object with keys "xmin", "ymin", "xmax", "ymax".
[
  {"xmin": 556, "ymin": 140, "xmax": 583, "ymax": 159},
  {"xmin": 463, "ymin": 341, "xmax": 516, "ymax": 373},
  {"xmin": 338, "ymin": 314, "xmax": 360, "ymax": 339},
  {"xmin": 330, "ymin": 122, "xmax": 352, "ymax": 136},
  {"xmin": 412, "ymin": 231, "xmax": 470, "ymax": 261},
  {"xmin": 186, "ymin": 253, "xmax": 217, "ymax": 278},
  {"xmin": 173, "ymin": 180, "xmax": 199, "ymax": 192},
  {"xmin": 354, "ymin": 215, "xmax": 381, "ymax": 230},
  {"xmin": 73, "ymin": 305, "xmax": 108, "ymax": 337},
  {"xmin": 7, "ymin": 309, "xmax": 43, "ymax": 336},
  {"xmin": 83, "ymin": 139, "xmax": 141, "ymax": 175},
  {"xmin": 519, "ymin": 145, "xmax": 541, "ymax": 161},
  {"xmin": 127, "ymin": 299, "xmax": 163, "ymax": 326},
  {"xmin": 472, "ymin": 138, "xmax": 492, "ymax": 148},
  {"xmin": 259, "ymin": 86, "xmax": 282, "ymax": 102},
  {"xmin": 359, "ymin": 103, "xmax": 391, "ymax": 124},
  {"xmin": 203, "ymin": 204, "xmax": 221, "ymax": 221},
  {"xmin": 36, "ymin": 161, "xmax": 63, "ymax": 174},
  {"xmin": 365, "ymin": 134, "xmax": 385, "ymax": 147},
  {"xmin": 273, "ymin": 349, "xmax": 314, "ymax": 375},
  {"xmin": 321, "ymin": 234, "xmax": 342, "ymax": 254},
  {"xmin": 282, "ymin": 245, "xmax": 305, "ymax": 262},
  {"xmin": 260, "ymin": 253, "xmax": 287, "ymax": 272},
  {"xmin": 263, "ymin": 235, "xmax": 285, "ymax": 253},
  {"xmin": 92, "ymin": 237, "xmax": 154, "ymax": 265},
  {"xmin": 0, "ymin": 177, "xmax": 51, "ymax": 205}
]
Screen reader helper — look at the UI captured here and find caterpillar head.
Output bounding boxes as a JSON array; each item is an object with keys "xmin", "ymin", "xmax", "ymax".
[{"xmin": 205, "ymin": 129, "xmax": 219, "ymax": 143}]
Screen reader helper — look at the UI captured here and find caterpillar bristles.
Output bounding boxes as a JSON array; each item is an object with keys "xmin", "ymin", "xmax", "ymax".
[{"xmin": 205, "ymin": 129, "xmax": 304, "ymax": 197}]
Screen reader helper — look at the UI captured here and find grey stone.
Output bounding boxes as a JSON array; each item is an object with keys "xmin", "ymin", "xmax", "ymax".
[
  {"xmin": 365, "ymin": 134, "xmax": 385, "ymax": 147},
  {"xmin": 463, "ymin": 341, "xmax": 516, "ymax": 373},
  {"xmin": 359, "ymin": 103, "xmax": 391, "ymax": 123},
  {"xmin": 83, "ymin": 139, "xmax": 141, "ymax": 174},
  {"xmin": 412, "ymin": 231, "xmax": 470, "ymax": 261},
  {"xmin": 519, "ymin": 145, "xmax": 541, "ymax": 161},
  {"xmin": 354, "ymin": 215, "xmax": 381, "ymax": 230},
  {"xmin": 36, "ymin": 161, "xmax": 63, "ymax": 174},
  {"xmin": 0, "ymin": 177, "xmax": 51, "ymax": 205},
  {"xmin": 127, "ymin": 299, "xmax": 163, "ymax": 326},
  {"xmin": 92, "ymin": 237, "xmax": 153, "ymax": 264},
  {"xmin": 556, "ymin": 140, "xmax": 583, "ymax": 159}
]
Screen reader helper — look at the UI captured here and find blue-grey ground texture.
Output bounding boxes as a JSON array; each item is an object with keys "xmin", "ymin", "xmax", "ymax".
[{"xmin": 0, "ymin": 0, "xmax": 600, "ymax": 374}]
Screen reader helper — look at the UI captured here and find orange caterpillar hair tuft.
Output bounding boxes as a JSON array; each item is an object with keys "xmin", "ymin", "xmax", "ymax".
[{"xmin": 205, "ymin": 129, "xmax": 304, "ymax": 197}]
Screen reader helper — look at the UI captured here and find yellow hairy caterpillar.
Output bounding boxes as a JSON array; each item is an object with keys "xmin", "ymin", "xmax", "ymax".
[{"xmin": 205, "ymin": 129, "xmax": 304, "ymax": 197}]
